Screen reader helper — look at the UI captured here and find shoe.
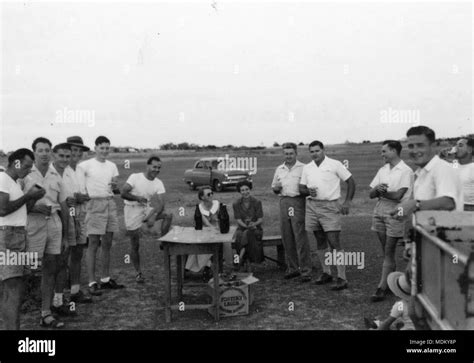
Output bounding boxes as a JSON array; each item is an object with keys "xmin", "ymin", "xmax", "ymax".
[
  {"xmin": 284, "ymin": 271, "xmax": 301, "ymax": 280},
  {"xmin": 100, "ymin": 279, "xmax": 125, "ymax": 289},
  {"xmin": 88, "ymin": 282, "xmax": 103, "ymax": 296},
  {"xmin": 364, "ymin": 317, "xmax": 378, "ymax": 329},
  {"xmin": 300, "ymin": 275, "xmax": 312, "ymax": 283},
  {"xmin": 315, "ymin": 273, "xmax": 333, "ymax": 285},
  {"xmin": 51, "ymin": 303, "xmax": 78, "ymax": 317},
  {"xmin": 370, "ymin": 287, "xmax": 389, "ymax": 302},
  {"xmin": 40, "ymin": 314, "xmax": 64, "ymax": 329},
  {"xmin": 136, "ymin": 273, "xmax": 145, "ymax": 284},
  {"xmin": 330, "ymin": 277, "xmax": 348, "ymax": 291},
  {"xmin": 70, "ymin": 290, "xmax": 93, "ymax": 304}
]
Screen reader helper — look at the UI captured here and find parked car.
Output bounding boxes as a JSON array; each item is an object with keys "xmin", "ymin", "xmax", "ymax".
[{"xmin": 183, "ymin": 157, "xmax": 254, "ymax": 192}]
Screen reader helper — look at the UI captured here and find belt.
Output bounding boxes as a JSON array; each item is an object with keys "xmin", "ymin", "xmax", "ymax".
[
  {"xmin": 90, "ymin": 196, "xmax": 113, "ymax": 200},
  {"xmin": 307, "ymin": 198, "xmax": 338, "ymax": 202},
  {"xmin": 0, "ymin": 226, "xmax": 26, "ymax": 231}
]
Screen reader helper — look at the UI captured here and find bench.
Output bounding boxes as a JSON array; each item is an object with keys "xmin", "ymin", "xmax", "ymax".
[{"xmin": 231, "ymin": 234, "xmax": 286, "ymax": 270}]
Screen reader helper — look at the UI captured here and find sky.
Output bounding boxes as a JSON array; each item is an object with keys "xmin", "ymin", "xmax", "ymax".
[{"xmin": 0, "ymin": 0, "xmax": 472, "ymax": 151}]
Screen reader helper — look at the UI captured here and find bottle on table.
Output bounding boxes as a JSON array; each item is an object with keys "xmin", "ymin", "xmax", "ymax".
[
  {"xmin": 218, "ymin": 203, "xmax": 230, "ymax": 233},
  {"xmin": 194, "ymin": 204, "xmax": 203, "ymax": 230}
]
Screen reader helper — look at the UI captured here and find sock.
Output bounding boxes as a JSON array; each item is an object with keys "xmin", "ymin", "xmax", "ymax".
[
  {"xmin": 316, "ymin": 249, "xmax": 331, "ymax": 274},
  {"xmin": 335, "ymin": 250, "xmax": 347, "ymax": 280},
  {"xmin": 71, "ymin": 284, "xmax": 80, "ymax": 295},
  {"xmin": 89, "ymin": 281, "xmax": 97, "ymax": 287},
  {"xmin": 53, "ymin": 293, "xmax": 63, "ymax": 308},
  {"xmin": 100, "ymin": 277, "xmax": 110, "ymax": 283}
]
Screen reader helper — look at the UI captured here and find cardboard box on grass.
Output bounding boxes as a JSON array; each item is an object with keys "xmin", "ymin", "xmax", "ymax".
[{"xmin": 207, "ymin": 273, "xmax": 259, "ymax": 318}]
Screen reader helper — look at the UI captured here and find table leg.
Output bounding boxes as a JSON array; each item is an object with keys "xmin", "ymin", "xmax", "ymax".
[
  {"xmin": 176, "ymin": 255, "xmax": 183, "ymax": 301},
  {"xmin": 213, "ymin": 244, "xmax": 220, "ymax": 321},
  {"xmin": 163, "ymin": 245, "xmax": 172, "ymax": 323}
]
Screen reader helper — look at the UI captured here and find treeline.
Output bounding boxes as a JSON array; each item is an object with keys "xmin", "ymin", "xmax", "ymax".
[{"xmin": 159, "ymin": 142, "xmax": 265, "ymax": 151}]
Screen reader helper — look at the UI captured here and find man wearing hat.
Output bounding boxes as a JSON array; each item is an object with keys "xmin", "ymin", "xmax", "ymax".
[{"xmin": 62, "ymin": 136, "xmax": 93, "ymax": 303}]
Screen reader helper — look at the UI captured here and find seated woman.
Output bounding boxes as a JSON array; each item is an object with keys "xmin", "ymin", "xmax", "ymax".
[
  {"xmin": 233, "ymin": 180, "xmax": 264, "ymax": 270},
  {"xmin": 185, "ymin": 186, "xmax": 233, "ymax": 280}
]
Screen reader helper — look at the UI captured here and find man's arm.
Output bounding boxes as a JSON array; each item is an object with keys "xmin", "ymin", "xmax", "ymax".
[
  {"xmin": 299, "ymin": 183, "xmax": 310, "ymax": 197},
  {"xmin": 121, "ymin": 183, "xmax": 147, "ymax": 203},
  {"xmin": 0, "ymin": 192, "xmax": 30, "ymax": 216},
  {"xmin": 382, "ymin": 187, "xmax": 408, "ymax": 202},
  {"xmin": 340, "ymin": 176, "xmax": 356, "ymax": 215}
]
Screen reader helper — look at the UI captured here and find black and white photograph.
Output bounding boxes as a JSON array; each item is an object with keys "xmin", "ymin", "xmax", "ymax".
[{"xmin": 0, "ymin": 0, "xmax": 473, "ymax": 360}]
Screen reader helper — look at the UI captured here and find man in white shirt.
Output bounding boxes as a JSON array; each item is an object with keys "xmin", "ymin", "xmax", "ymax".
[
  {"xmin": 271, "ymin": 142, "xmax": 312, "ymax": 282},
  {"xmin": 63, "ymin": 136, "xmax": 92, "ymax": 303},
  {"xmin": 121, "ymin": 156, "xmax": 172, "ymax": 283},
  {"xmin": 392, "ymin": 126, "xmax": 462, "ymax": 218},
  {"xmin": 299, "ymin": 140, "xmax": 356, "ymax": 290},
  {"xmin": 453, "ymin": 137, "xmax": 474, "ymax": 211},
  {"xmin": 0, "ymin": 149, "xmax": 45, "ymax": 329},
  {"xmin": 77, "ymin": 136, "xmax": 124, "ymax": 295},
  {"xmin": 369, "ymin": 140, "xmax": 414, "ymax": 302},
  {"xmin": 23, "ymin": 137, "xmax": 68, "ymax": 328}
]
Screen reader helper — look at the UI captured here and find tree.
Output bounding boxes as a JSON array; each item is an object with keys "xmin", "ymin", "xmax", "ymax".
[
  {"xmin": 298, "ymin": 142, "xmax": 305, "ymax": 146},
  {"xmin": 273, "ymin": 142, "xmax": 280, "ymax": 147}
]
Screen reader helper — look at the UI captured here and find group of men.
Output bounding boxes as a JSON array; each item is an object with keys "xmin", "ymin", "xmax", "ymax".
[
  {"xmin": 0, "ymin": 125, "xmax": 472, "ymax": 330},
  {"xmin": 0, "ymin": 135, "xmax": 172, "ymax": 329},
  {"xmin": 271, "ymin": 125, "xmax": 471, "ymax": 300}
]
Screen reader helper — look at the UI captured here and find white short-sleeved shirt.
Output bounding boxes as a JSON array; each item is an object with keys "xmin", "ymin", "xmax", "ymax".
[
  {"xmin": 124, "ymin": 172, "xmax": 166, "ymax": 206},
  {"xmin": 369, "ymin": 160, "xmax": 414, "ymax": 203},
  {"xmin": 77, "ymin": 158, "xmax": 119, "ymax": 198},
  {"xmin": 22, "ymin": 164, "xmax": 64, "ymax": 211},
  {"xmin": 0, "ymin": 172, "xmax": 27, "ymax": 226},
  {"xmin": 413, "ymin": 155, "xmax": 463, "ymax": 211},
  {"xmin": 271, "ymin": 160, "xmax": 305, "ymax": 197},
  {"xmin": 390, "ymin": 300, "xmax": 415, "ymax": 330},
  {"xmin": 457, "ymin": 163, "xmax": 474, "ymax": 206},
  {"xmin": 300, "ymin": 156, "xmax": 352, "ymax": 201},
  {"xmin": 61, "ymin": 165, "xmax": 86, "ymax": 198}
]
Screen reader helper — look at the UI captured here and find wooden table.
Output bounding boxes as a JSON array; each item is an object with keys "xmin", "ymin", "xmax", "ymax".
[{"xmin": 158, "ymin": 225, "xmax": 237, "ymax": 323}]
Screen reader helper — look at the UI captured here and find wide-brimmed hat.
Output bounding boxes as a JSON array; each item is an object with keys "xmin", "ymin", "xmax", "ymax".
[
  {"xmin": 66, "ymin": 136, "xmax": 90, "ymax": 151},
  {"xmin": 387, "ymin": 271, "xmax": 411, "ymax": 300}
]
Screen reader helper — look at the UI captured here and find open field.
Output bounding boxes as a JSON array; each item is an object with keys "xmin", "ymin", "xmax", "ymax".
[{"xmin": 0, "ymin": 143, "xmax": 415, "ymax": 329}]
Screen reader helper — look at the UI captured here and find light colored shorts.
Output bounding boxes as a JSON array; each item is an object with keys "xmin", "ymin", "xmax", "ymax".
[
  {"xmin": 85, "ymin": 198, "xmax": 119, "ymax": 236},
  {"xmin": 371, "ymin": 200, "xmax": 405, "ymax": 238},
  {"xmin": 0, "ymin": 227, "xmax": 28, "ymax": 281},
  {"xmin": 305, "ymin": 199, "xmax": 341, "ymax": 232},
  {"xmin": 26, "ymin": 213, "xmax": 62, "ymax": 257},
  {"xmin": 67, "ymin": 205, "xmax": 87, "ymax": 246},
  {"xmin": 124, "ymin": 204, "xmax": 154, "ymax": 231}
]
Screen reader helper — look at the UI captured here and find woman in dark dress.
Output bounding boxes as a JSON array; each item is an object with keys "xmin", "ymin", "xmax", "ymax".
[{"xmin": 233, "ymin": 180, "xmax": 264, "ymax": 269}]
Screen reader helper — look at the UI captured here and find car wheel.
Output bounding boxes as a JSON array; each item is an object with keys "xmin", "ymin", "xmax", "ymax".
[
  {"xmin": 189, "ymin": 181, "xmax": 196, "ymax": 190},
  {"xmin": 213, "ymin": 180, "xmax": 223, "ymax": 192}
]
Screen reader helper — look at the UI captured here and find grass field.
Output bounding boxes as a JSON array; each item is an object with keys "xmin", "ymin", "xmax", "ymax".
[{"xmin": 0, "ymin": 143, "xmax": 416, "ymax": 330}]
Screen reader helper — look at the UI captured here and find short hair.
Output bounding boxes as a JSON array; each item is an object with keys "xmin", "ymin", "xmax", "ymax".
[
  {"xmin": 382, "ymin": 140, "xmax": 402, "ymax": 155},
  {"xmin": 53, "ymin": 143, "xmax": 72, "ymax": 153},
  {"xmin": 406, "ymin": 126, "xmax": 436, "ymax": 144},
  {"xmin": 32, "ymin": 137, "xmax": 52, "ymax": 151},
  {"xmin": 147, "ymin": 156, "xmax": 161, "ymax": 165},
  {"xmin": 7, "ymin": 148, "xmax": 35, "ymax": 167},
  {"xmin": 197, "ymin": 185, "xmax": 213, "ymax": 200},
  {"xmin": 236, "ymin": 180, "xmax": 253, "ymax": 192},
  {"xmin": 95, "ymin": 136, "xmax": 110, "ymax": 146},
  {"xmin": 308, "ymin": 140, "xmax": 324, "ymax": 149},
  {"xmin": 461, "ymin": 137, "xmax": 474, "ymax": 149},
  {"xmin": 281, "ymin": 142, "xmax": 297, "ymax": 152}
]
